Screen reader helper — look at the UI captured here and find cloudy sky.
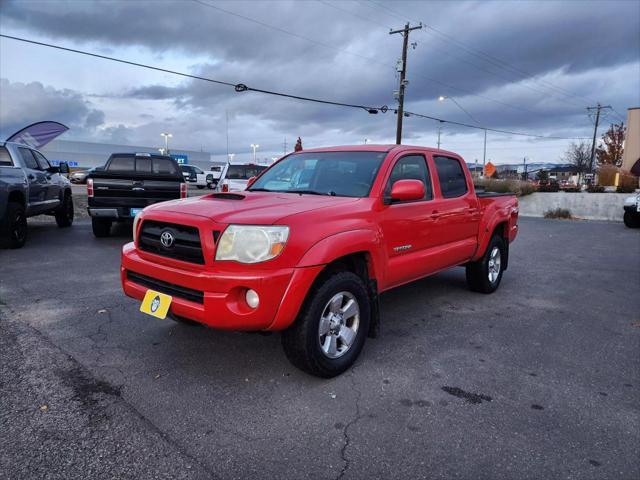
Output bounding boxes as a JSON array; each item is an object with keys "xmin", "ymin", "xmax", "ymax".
[{"xmin": 1, "ymin": 0, "xmax": 639, "ymax": 164}]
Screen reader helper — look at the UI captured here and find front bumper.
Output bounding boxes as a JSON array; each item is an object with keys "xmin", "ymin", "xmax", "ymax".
[{"xmin": 121, "ymin": 242, "xmax": 323, "ymax": 331}]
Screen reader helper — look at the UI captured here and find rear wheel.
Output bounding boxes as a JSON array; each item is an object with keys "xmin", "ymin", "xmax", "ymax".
[
  {"xmin": 282, "ymin": 271, "xmax": 370, "ymax": 378},
  {"xmin": 0, "ymin": 202, "xmax": 28, "ymax": 249},
  {"xmin": 466, "ymin": 235, "xmax": 506, "ymax": 294},
  {"xmin": 197, "ymin": 185, "xmax": 205, "ymax": 190},
  {"xmin": 91, "ymin": 217, "xmax": 112, "ymax": 237},
  {"xmin": 623, "ymin": 211, "xmax": 640, "ymax": 228},
  {"xmin": 55, "ymin": 192, "xmax": 74, "ymax": 227}
]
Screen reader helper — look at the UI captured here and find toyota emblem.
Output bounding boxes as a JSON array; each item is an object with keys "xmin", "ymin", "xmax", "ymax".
[{"xmin": 160, "ymin": 230, "xmax": 175, "ymax": 248}]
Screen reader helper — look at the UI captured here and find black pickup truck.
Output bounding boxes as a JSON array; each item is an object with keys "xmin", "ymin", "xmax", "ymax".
[{"xmin": 88, "ymin": 153, "xmax": 186, "ymax": 237}]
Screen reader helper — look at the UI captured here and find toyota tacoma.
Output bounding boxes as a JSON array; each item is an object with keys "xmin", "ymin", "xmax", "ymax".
[{"xmin": 121, "ymin": 145, "xmax": 519, "ymax": 377}]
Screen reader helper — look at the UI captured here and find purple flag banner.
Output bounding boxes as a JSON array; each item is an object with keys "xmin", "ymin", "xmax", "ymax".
[{"xmin": 6, "ymin": 121, "xmax": 69, "ymax": 149}]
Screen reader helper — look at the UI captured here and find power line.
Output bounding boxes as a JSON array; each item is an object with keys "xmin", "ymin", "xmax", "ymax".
[
  {"xmin": 0, "ymin": 34, "xmax": 387, "ymax": 114},
  {"xmin": 0, "ymin": 34, "xmax": 591, "ymax": 141},
  {"xmin": 363, "ymin": 0, "xmax": 600, "ymax": 108},
  {"xmin": 195, "ymin": 0, "xmax": 549, "ymax": 118},
  {"xmin": 401, "ymin": 109, "xmax": 590, "ymax": 140}
]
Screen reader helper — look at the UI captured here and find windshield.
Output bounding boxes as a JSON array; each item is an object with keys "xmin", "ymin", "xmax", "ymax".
[{"xmin": 248, "ymin": 151, "xmax": 386, "ymax": 197}]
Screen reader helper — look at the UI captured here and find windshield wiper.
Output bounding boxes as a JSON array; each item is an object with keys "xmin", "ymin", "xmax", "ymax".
[{"xmin": 247, "ymin": 188, "xmax": 272, "ymax": 192}]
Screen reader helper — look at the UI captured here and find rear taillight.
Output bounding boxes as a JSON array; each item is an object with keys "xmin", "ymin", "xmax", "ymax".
[
  {"xmin": 87, "ymin": 178, "xmax": 94, "ymax": 197},
  {"xmin": 222, "ymin": 180, "xmax": 229, "ymax": 193},
  {"xmin": 180, "ymin": 182, "xmax": 188, "ymax": 198}
]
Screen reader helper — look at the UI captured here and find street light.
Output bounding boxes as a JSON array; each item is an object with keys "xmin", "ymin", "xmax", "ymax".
[
  {"xmin": 250, "ymin": 144, "xmax": 259, "ymax": 163},
  {"xmin": 160, "ymin": 133, "xmax": 173, "ymax": 156},
  {"xmin": 438, "ymin": 95, "xmax": 486, "ymax": 175}
]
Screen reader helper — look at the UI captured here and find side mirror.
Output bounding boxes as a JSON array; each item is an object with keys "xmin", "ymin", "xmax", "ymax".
[
  {"xmin": 59, "ymin": 162, "xmax": 70, "ymax": 174},
  {"xmin": 389, "ymin": 179, "xmax": 425, "ymax": 203},
  {"xmin": 246, "ymin": 176, "xmax": 257, "ymax": 188}
]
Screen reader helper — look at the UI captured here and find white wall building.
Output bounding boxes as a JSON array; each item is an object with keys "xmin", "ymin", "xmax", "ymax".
[{"xmin": 41, "ymin": 139, "xmax": 224, "ymax": 170}]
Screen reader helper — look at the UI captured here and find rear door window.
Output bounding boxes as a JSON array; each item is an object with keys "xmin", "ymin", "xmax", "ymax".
[
  {"xmin": 108, "ymin": 156, "xmax": 135, "ymax": 172},
  {"xmin": 434, "ymin": 156, "xmax": 468, "ymax": 198},
  {"xmin": 18, "ymin": 147, "xmax": 39, "ymax": 170},
  {"xmin": 0, "ymin": 146, "xmax": 13, "ymax": 166}
]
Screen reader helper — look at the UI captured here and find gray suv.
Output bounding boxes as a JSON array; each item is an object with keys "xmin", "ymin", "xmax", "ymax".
[{"xmin": 0, "ymin": 141, "xmax": 73, "ymax": 248}]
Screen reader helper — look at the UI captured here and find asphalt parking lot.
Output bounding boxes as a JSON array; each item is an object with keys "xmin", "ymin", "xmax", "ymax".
[{"xmin": 1, "ymin": 217, "xmax": 638, "ymax": 480}]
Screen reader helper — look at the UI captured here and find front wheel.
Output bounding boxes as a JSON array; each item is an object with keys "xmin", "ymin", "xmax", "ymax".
[
  {"xmin": 623, "ymin": 211, "xmax": 640, "ymax": 228},
  {"xmin": 466, "ymin": 235, "xmax": 506, "ymax": 294},
  {"xmin": 55, "ymin": 193, "xmax": 74, "ymax": 227},
  {"xmin": 91, "ymin": 217, "xmax": 112, "ymax": 237},
  {"xmin": 282, "ymin": 271, "xmax": 370, "ymax": 378}
]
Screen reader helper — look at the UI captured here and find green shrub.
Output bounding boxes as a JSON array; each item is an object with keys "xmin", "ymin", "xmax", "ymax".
[
  {"xmin": 587, "ymin": 184, "xmax": 605, "ymax": 193},
  {"xmin": 544, "ymin": 208, "xmax": 572, "ymax": 219}
]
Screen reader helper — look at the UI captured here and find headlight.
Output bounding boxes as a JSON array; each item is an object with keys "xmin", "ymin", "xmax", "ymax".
[{"xmin": 215, "ymin": 225, "xmax": 289, "ymax": 263}]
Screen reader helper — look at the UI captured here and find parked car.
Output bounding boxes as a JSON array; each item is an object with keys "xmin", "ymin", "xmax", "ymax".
[
  {"xmin": 217, "ymin": 163, "xmax": 268, "ymax": 192},
  {"xmin": 69, "ymin": 167, "xmax": 97, "ymax": 184},
  {"xmin": 88, "ymin": 153, "xmax": 186, "ymax": 238},
  {"xmin": 623, "ymin": 192, "xmax": 640, "ymax": 228},
  {"xmin": 121, "ymin": 145, "xmax": 519, "ymax": 377},
  {"xmin": 0, "ymin": 141, "xmax": 73, "ymax": 248},
  {"xmin": 180, "ymin": 165, "xmax": 214, "ymax": 189}
]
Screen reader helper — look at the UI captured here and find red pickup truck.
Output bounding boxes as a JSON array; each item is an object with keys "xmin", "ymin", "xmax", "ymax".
[{"xmin": 121, "ymin": 145, "xmax": 518, "ymax": 377}]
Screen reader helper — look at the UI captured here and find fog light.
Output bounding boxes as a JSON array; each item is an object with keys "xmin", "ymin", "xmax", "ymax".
[{"xmin": 245, "ymin": 289, "xmax": 259, "ymax": 309}]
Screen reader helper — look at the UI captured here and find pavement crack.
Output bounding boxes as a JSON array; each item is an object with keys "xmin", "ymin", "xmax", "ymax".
[{"xmin": 336, "ymin": 367, "xmax": 364, "ymax": 480}]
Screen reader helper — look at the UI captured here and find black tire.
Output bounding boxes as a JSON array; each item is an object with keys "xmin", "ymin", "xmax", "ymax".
[
  {"xmin": 282, "ymin": 271, "xmax": 370, "ymax": 378},
  {"xmin": 0, "ymin": 201, "xmax": 28, "ymax": 249},
  {"xmin": 91, "ymin": 217, "xmax": 112, "ymax": 237},
  {"xmin": 197, "ymin": 185, "xmax": 205, "ymax": 190},
  {"xmin": 623, "ymin": 211, "xmax": 640, "ymax": 228},
  {"xmin": 54, "ymin": 192, "xmax": 74, "ymax": 228},
  {"xmin": 466, "ymin": 235, "xmax": 506, "ymax": 294}
]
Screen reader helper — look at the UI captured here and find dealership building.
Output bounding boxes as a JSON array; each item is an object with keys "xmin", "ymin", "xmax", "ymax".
[{"xmin": 40, "ymin": 139, "xmax": 225, "ymax": 170}]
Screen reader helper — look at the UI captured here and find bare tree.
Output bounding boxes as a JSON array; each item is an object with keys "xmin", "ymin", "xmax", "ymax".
[{"xmin": 563, "ymin": 141, "xmax": 591, "ymax": 178}]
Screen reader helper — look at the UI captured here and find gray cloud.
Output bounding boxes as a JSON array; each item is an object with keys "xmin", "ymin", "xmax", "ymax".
[{"xmin": 0, "ymin": 78, "xmax": 105, "ymax": 138}]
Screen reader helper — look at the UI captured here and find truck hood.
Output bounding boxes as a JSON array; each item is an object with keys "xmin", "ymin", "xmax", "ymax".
[{"xmin": 149, "ymin": 191, "xmax": 361, "ymax": 224}]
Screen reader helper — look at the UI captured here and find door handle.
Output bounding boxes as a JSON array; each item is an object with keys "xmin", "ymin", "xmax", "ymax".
[
  {"xmin": 132, "ymin": 187, "xmax": 145, "ymax": 191},
  {"xmin": 430, "ymin": 210, "xmax": 440, "ymax": 219}
]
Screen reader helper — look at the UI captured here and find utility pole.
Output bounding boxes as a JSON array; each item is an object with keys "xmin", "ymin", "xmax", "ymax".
[
  {"xmin": 436, "ymin": 121, "xmax": 443, "ymax": 149},
  {"xmin": 587, "ymin": 103, "xmax": 612, "ymax": 172},
  {"xmin": 283, "ymin": 137, "xmax": 287, "ymax": 155},
  {"xmin": 482, "ymin": 129, "xmax": 487, "ymax": 177},
  {"xmin": 390, "ymin": 22, "xmax": 422, "ymax": 144}
]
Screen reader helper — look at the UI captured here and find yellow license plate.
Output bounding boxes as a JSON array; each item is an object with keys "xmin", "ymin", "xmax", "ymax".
[{"xmin": 140, "ymin": 289, "xmax": 172, "ymax": 320}]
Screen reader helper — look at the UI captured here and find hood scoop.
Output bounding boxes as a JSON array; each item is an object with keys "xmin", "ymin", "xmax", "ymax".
[{"xmin": 210, "ymin": 193, "xmax": 245, "ymax": 200}]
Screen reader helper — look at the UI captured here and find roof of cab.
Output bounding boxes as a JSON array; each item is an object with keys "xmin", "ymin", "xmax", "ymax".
[{"xmin": 296, "ymin": 144, "xmax": 462, "ymax": 158}]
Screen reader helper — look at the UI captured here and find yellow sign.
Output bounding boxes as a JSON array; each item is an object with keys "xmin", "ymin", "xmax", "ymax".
[{"xmin": 140, "ymin": 289, "xmax": 172, "ymax": 320}]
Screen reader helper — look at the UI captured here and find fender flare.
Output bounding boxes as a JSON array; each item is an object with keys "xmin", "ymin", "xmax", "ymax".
[
  {"xmin": 473, "ymin": 212, "xmax": 509, "ymax": 262},
  {"xmin": 296, "ymin": 228, "xmax": 384, "ymax": 277},
  {"xmin": 267, "ymin": 229, "xmax": 384, "ymax": 332}
]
